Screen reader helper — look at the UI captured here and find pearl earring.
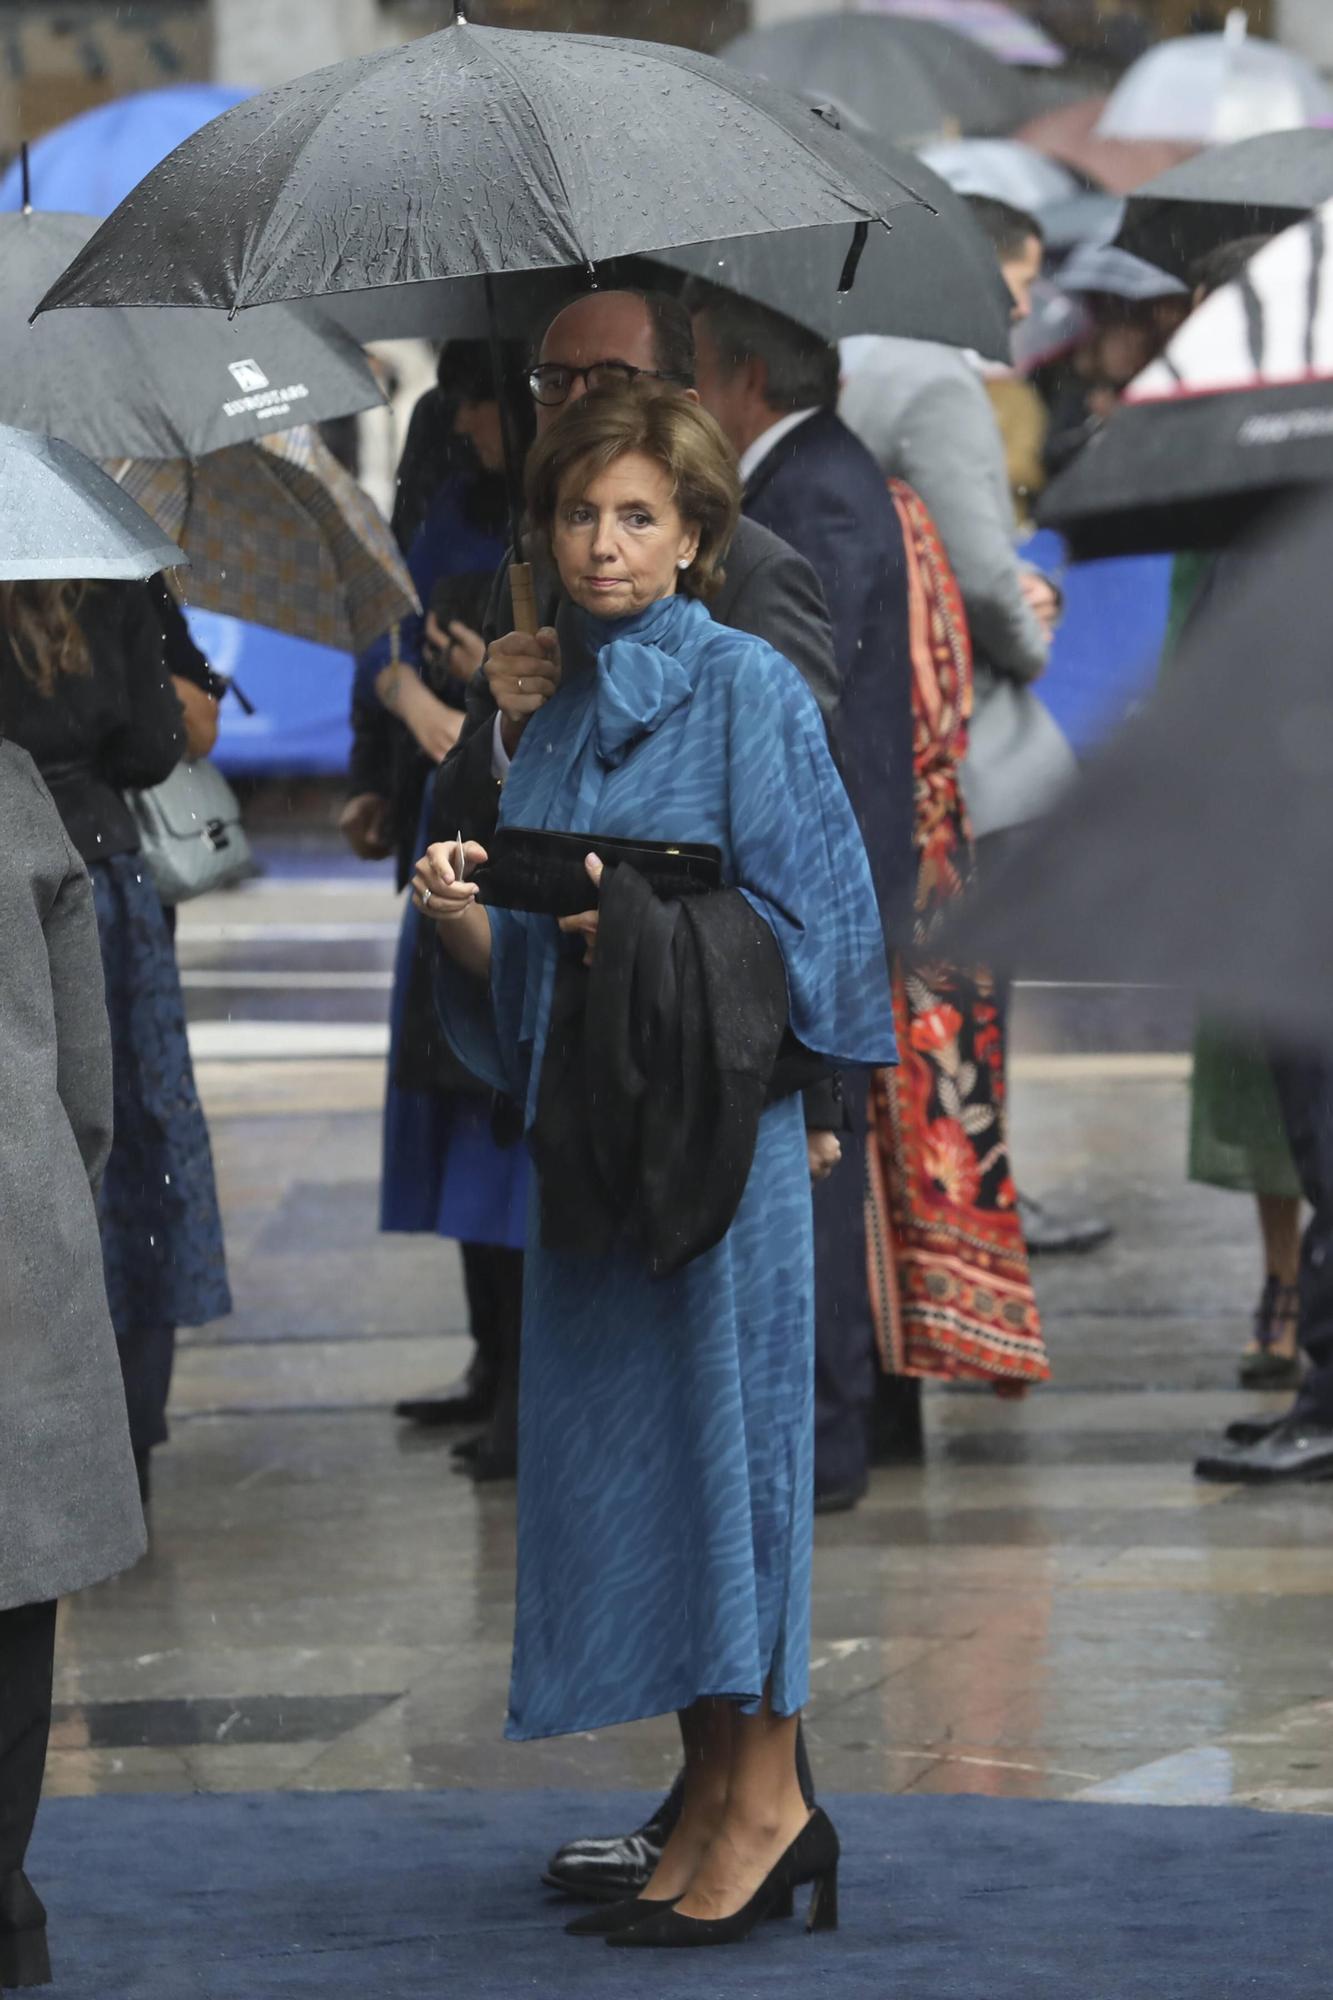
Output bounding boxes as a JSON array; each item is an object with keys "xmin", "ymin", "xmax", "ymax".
[{"xmin": 678, "ymin": 557, "xmax": 691, "ymax": 570}]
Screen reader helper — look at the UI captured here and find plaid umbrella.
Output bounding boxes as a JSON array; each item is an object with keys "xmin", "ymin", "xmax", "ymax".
[{"xmin": 110, "ymin": 426, "xmax": 418, "ymax": 653}]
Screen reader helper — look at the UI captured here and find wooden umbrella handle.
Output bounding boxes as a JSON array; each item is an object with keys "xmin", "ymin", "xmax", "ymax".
[{"xmin": 509, "ymin": 560, "xmax": 538, "ymax": 636}]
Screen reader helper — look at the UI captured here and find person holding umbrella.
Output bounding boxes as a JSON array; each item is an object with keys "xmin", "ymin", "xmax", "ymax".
[{"xmin": 416, "ymin": 380, "xmax": 894, "ymax": 1949}]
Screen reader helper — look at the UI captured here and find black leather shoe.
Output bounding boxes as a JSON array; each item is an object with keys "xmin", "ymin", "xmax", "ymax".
[
  {"xmin": 1195, "ymin": 1417, "xmax": 1333, "ymax": 1483},
  {"xmin": 814, "ymin": 1475, "xmax": 867, "ymax": 1516},
  {"xmin": 566, "ymin": 1895, "xmax": 682, "ymax": 1937},
  {"xmin": 543, "ymin": 1780, "xmax": 682, "ymax": 1902},
  {"xmin": 0, "ymin": 1872, "xmax": 51, "ymax": 1989},
  {"xmin": 606, "ymin": 1808, "xmax": 839, "ymax": 1949},
  {"xmin": 394, "ymin": 1384, "xmax": 494, "ymax": 1427},
  {"xmin": 1224, "ymin": 1415, "xmax": 1287, "ymax": 1448},
  {"xmin": 1018, "ymin": 1193, "xmax": 1112, "ymax": 1256}
]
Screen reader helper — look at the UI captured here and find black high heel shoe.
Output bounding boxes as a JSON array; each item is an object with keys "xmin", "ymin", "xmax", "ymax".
[
  {"xmin": 0, "ymin": 1872, "xmax": 52, "ymax": 1988},
  {"xmin": 606, "ymin": 1808, "xmax": 839, "ymax": 1949},
  {"xmin": 567, "ymin": 1883, "xmax": 796, "ymax": 1937}
]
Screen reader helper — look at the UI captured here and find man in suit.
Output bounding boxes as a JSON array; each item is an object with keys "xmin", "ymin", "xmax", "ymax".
[{"xmin": 686, "ymin": 280, "xmax": 918, "ymax": 1516}]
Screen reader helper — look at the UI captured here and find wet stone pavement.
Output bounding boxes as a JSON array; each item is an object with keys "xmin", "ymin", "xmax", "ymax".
[{"xmin": 46, "ymin": 844, "xmax": 1333, "ymax": 1814}]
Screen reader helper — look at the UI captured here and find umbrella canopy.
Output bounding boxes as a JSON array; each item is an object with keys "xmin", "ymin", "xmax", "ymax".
[
  {"xmin": 721, "ymin": 13, "xmax": 1032, "ymax": 146},
  {"xmin": 0, "ymin": 425, "xmax": 182, "ymax": 583},
  {"xmin": 0, "ymin": 84, "xmax": 251, "ymax": 216},
  {"xmin": 1017, "ymin": 96, "xmax": 1195, "ymax": 195},
  {"xmin": 1096, "ymin": 17, "xmax": 1333, "ymax": 146},
  {"xmin": 856, "ymin": 0, "xmax": 1065, "ymax": 69},
  {"xmin": 0, "ymin": 209, "xmax": 383, "ymax": 462},
  {"xmin": 1115, "ymin": 129, "xmax": 1333, "ymax": 283},
  {"xmin": 1039, "ymin": 206, "xmax": 1333, "ymax": 558},
  {"xmin": 1054, "ymin": 237, "xmax": 1187, "ymax": 303},
  {"xmin": 918, "ymin": 136, "xmax": 1079, "ymax": 212},
  {"xmin": 111, "ymin": 427, "xmax": 416, "ymax": 653},
  {"xmin": 950, "ymin": 484, "xmax": 1333, "ymax": 1042},
  {"xmin": 38, "ymin": 20, "xmax": 945, "ymax": 342},
  {"xmin": 651, "ymin": 144, "xmax": 1013, "ymax": 360}
]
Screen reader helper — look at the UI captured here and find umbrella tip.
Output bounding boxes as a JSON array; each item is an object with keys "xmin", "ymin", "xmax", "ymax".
[
  {"xmin": 455, "ymin": 5, "xmax": 468, "ymax": 20},
  {"xmin": 20, "ymin": 139, "xmax": 30, "ymax": 214},
  {"xmin": 1224, "ymin": 7, "xmax": 1248, "ymax": 44}
]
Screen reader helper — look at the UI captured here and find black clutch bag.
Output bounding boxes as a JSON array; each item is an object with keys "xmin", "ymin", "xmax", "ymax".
[{"xmin": 472, "ymin": 825, "xmax": 722, "ymax": 919}]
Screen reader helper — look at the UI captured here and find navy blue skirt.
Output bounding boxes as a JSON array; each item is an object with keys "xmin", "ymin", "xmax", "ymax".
[{"xmin": 91, "ymin": 854, "xmax": 232, "ymax": 1338}]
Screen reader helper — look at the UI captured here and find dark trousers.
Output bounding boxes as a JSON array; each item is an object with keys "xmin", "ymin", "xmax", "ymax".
[
  {"xmin": 460, "ymin": 1242, "xmax": 523, "ymax": 1451},
  {"xmin": 115, "ymin": 1322, "xmax": 176, "ymax": 1457},
  {"xmin": 1267, "ymin": 1048, "xmax": 1333, "ymax": 1425},
  {"xmin": 0, "ymin": 1600, "xmax": 56, "ymax": 1892},
  {"xmin": 812, "ymin": 1073, "xmax": 875, "ymax": 1498}
]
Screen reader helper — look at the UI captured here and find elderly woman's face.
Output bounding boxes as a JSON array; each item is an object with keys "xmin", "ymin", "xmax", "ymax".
[{"xmin": 551, "ymin": 450, "xmax": 699, "ymax": 619}]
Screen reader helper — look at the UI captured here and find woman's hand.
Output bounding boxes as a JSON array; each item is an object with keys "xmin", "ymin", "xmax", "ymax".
[
  {"xmin": 379, "ymin": 666, "xmax": 464, "ymax": 764},
  {"xmin": 172, "ymin": 674, "xmax": 220, "ymax": 759},
  {"xmin": 807, "ymin": 1131, "xmax": 842, "ymax": 1183},
  {"xmin": 412, "ymin": 840, "xmax": 488, "ymax": 923},
  {"xmin": 557, "ymin": 853, "xmax": 604, "ymax": 966},
  {"xmin": 423, "ymin": 613, "xmax": 487, "ymax": 685},
  {"xmin": 339, "ymin": 791, "xmax": 393, "ymax": 861},
  {"xmin": 486, "ymin": 626, "xmax": 562, "ymax": 757}
]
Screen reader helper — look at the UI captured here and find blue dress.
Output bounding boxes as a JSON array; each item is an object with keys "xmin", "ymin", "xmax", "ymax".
[{"xmin": 437, "ymin": 592, "xmax": 896, "ymax": 1741}]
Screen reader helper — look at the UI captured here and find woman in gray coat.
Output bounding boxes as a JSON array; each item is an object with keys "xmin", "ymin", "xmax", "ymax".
[{"xmin": 0, "ymin": 739, "xmax": 146, "ymax": 1991}]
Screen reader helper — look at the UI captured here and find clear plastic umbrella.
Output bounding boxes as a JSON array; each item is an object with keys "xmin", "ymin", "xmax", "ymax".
[
  {"xmin": 857, "ymin": 0, "xmax": 1065, "ymax": 69},
  {"xmin": 1096, "ymin": 11, "xmax": 1333, "ymax": 146}
]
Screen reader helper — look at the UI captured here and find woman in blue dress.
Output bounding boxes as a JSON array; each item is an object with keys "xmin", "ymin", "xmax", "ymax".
[{"xmin": 415, "ymin": 386, "xmax": 895, "ymax": 1950}]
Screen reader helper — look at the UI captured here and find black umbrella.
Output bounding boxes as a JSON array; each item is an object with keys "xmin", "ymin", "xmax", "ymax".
[
  {"xmin": 652, "ymin": 145, "xmax": 1012, "ymax": 359},
  {"xmin": 38, "ymin": 16, "xmax": 992, "ymax": 623},
  {"xmin": 948, "ymin": 485, "xmax": 1333, "ymax": 1043},
  {"xmin": 1039, "ymin": 208, "xmax": 1333, "ymax": 559},
  {"xmin": 719, "ymin": 13, "xmax": 1033, "ymax": 147},
  {"xmin": 1114, "ymin": 128, "xmax": 1333, "ymax": 282},
  {"xmin": 0, "ymin": 424, "xmax": 182, "ymax": 581},
  {"xmin": 1, "ymin": 207, "xmax": 383, "ymax": 461}
]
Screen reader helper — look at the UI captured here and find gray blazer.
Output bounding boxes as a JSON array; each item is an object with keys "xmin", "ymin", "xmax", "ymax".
[
  {"xmin": 0, "ymin": 742, "xmax": 146, "ymax": 1610},
  {"xmin": 840, "ymin": 337, "xmax": 1073, "ymax": 837}
]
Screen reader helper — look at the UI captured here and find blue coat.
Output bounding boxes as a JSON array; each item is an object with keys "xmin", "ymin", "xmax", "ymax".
[{"xmin": 742, "ymin": 408, "xmax": 916, "ymax": 949}]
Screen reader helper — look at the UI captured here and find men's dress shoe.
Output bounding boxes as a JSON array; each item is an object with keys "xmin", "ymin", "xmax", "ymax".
[
  {"xmin": 814, "ymin": 1474, "xmax": 868, "ymax": 1517},
  {"xmin": 543, "ymin": 1780, "xmax": 682, "ymax": 1902},
  {"xmin": 1018, "ymin": 1193, "xmax": 1113, "ymax": 1257},
  {"xmin": 1224, "ymin": 1415, "xmax": 1287, "ymax": 1448},
  {"xmin": 394, "ymin": 1385, "xmax": 494, "ymax": 1427},
  {"xmin": 0, "ymin": 1872, "xmax": 51, "ymax": 1988},
  {"xmin": 1195, "ymin": 1417, "xmax": 1333, "ymax": 1484}
]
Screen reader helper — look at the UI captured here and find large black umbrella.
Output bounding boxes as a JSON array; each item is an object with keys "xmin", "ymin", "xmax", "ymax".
[
  {"xmin": 652, "ymin": 144, "xmax": 1012, "ymax": 358},
  {"xmin": 0, "ymin": 425, "xmax": 182, "ymax": 582},
  {"xmin": 1039, "ymin": 206, "xmax": 1333, "ymax": 559},
  {"xmin": 950, "ymin": 484, "xmax": 1333, "ymax": 1043},
  {"xmin": 3, "ymin": 208, "xmax": 383, "ymax": 461},
  {"xmin": 719, "ymin": 13, "xmax": 1032, "ymax": 146},
  {"xmin": 38, "ymin": 17, "xmax": 999, "ymax": 620},
  {"xmin": 1114, "ymin": 128, "xmax": 1333, "ymax": 282}
]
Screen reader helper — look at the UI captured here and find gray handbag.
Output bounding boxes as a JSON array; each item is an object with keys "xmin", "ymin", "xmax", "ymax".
[{"xmin": 126, "ymin": 757, "xmax": 254, "ymax": 905}]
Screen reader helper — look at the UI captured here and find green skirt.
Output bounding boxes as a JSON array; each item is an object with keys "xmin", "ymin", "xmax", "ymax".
[{"xmin": 1189, "ymin": 1019, "xmax": 1301, "ymax": 1199}]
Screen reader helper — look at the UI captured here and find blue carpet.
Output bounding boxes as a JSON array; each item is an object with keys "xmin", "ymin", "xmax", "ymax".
[{"xmin": 27, "ymin": 1788, "xmax": 1324, "ymax": 1997}]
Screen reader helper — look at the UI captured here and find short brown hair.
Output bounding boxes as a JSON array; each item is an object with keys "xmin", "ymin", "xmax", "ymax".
[{"xmin": 524, "ymin": 384, "xmax": 740, "ymax": 601}]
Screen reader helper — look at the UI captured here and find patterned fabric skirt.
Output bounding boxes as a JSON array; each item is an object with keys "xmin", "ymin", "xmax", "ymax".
[
  {"xmin": 91, "ymin": 854, "xmax": 232, "ymax": 1339},
  {"xmin": 866, "ymin": 960, "xmax": 1047, "ymax": 1390}
]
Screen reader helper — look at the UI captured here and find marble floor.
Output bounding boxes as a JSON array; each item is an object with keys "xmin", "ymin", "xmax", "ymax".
[{"xmin": 44, "ymin": 858, "xmax": 1333, "ymax": 1815}]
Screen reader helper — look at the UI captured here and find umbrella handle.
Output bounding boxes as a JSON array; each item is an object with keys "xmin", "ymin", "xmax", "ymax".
[{"xmin": 509, "ymin": 560, "xmax": 538, "ymax": 636}]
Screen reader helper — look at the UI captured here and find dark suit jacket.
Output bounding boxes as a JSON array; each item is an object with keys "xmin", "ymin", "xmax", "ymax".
[
  {"xmin": 742, "ymin": 409, "xmax": 915, "ymax": 950},
  {"xmin": 431, "ymin": 514, "xmax": 837, "ymax": 849}
]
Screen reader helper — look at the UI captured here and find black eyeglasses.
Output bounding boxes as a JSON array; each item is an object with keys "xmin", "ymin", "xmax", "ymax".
[{"xmin": 527, "ymin": 360, "xmax": 690, "ymax": 407}]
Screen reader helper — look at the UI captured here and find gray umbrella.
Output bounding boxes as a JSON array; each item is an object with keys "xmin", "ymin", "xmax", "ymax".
[
  {"xmin": 948, "ymin": 486, "xmax": 1333, "ymax": 1043},
  {"xmin": 720, "ymin": 13, "xmax": 1033, "ymax": 146},
  {"xmin": 4, "ymin": 208, "xmax": 383, "ymax": 461},
  {"xmin": 1114, "ymin": 128, "xmax": 1333, "ymax": 283},
  {"xmin": 0, "ymin": 425, "xmax": 183, "ymax": 582}
]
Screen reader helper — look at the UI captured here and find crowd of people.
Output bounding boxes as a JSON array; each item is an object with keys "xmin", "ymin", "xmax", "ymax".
[{"xmin": 6, "ymin": 42, "xmax": 1333, "ymax": 1976}]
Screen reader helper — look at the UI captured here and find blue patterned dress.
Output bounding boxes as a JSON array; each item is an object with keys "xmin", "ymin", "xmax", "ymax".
[{"xmin": 437, "ymin": 592, "xmax": 895, "ymax": 1740}]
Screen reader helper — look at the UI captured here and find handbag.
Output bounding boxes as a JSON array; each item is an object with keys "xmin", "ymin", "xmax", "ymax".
[
  {"xmin": 126, "ymin": 758, "xmax": 254, "ymax": 905},
  {"xmin": 472, "ymin": 825, "xmax": 722, "ymax": 919}
]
